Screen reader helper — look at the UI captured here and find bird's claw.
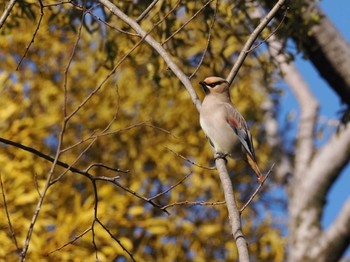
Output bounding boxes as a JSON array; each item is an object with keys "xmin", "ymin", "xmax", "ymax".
[{"xmin": 214, "ymin": 153, "xmax": 228, "ymax": 164}]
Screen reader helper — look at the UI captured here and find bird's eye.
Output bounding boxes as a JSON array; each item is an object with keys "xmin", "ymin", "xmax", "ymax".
[{"xmin": 207, "ymin": 81, "xmax": 225, "ymax": 88}]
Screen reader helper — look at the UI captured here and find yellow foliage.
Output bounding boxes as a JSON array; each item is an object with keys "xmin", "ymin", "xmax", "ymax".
[{"xmin": 0, "ymin": 1, "xmax": 283, "ymax": 261}]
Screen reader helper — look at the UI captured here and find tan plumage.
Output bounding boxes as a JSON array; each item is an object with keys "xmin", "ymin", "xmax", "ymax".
[{"xmin": 199, "ymin": 76, "xmax": 264, "ymax": 182}]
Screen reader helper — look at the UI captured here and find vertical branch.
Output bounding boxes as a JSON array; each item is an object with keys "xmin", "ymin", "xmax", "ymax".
[
  {"xmin": 19, "ymin": 2, "xmax": 87, "ymax": 260},
  {"xmin": 216, "ymin": 159, "xmax": 250, "ymax": 262},
  {"xmin": 0, "ymin": 174, "xmax": 20, "ymax": 253}
]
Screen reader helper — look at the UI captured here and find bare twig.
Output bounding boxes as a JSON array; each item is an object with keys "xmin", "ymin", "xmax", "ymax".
[
  {"xmin": 66, "ymin": 0, "xmax": 180, "ymax": 122},
  {"xmin": 245, "ymin": 7, "xmax": 288, "ymax": 53},
  {"xmin": 47, "ymin": 228, "xmax": 92, "ymax": 255},
  {"xmin": 97, "ymin": 0, "xmax": 202, "ymax": 111},
  {"xmin": 97, "ymin": 218, "xmax": 136, "ymax": 261},
  {"xmin": 165, "ymin": 147, "xmax": 215, "ymax": 170},
  {"xmin": 162, "ymin": 200, "xmax": 225, "ymax": 210},
  {"xmin": 226, "ymin": 0, "xmax": 287, "ymax": 86},
  {"xmin": 19, "ymin": 2, "xmax": 86, "ymax": 258},
  {"xmin": 84, "ymin": 163, "xmax": 128, "ymax": 174},
  {"xmin": 0, "ymin": 174, "xmax": 20, "ymax": 253},
  {"xmin": 136, "ymin": 0, "xmax": 159, "ymax": 23},
  {"xmin": 240, "ymin": 163, "xmax": 275, "ymax": 213},
  {"xmin": 149, "ymin": 172, "xmax": 193, "ymax": 201},
  {"xmin": 33, "ymin": 173, "xmax": 42, "ymax": 198},
  {"xmin": 113, "ymin": 180, "xmax": 169, "ymax": 215},
  {"xmin": 162, "ymin": 0, "xmax": 213, "ymax": 45},
  {"xmin": 189, "ymin": 0, "xmax": 219, "ymax": 79},
  {"xmin": 16, "ymin": 0, "xmax": 44, "ymax": 70},
  {"xmin": 0, "ymin": 0, "xmax": 17, "ymax": 29}
]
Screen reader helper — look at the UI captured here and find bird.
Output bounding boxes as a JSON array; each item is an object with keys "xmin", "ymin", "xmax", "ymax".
[{"xmin": 199, "ymin": 76, "xmax": 264, "ymax": 182}]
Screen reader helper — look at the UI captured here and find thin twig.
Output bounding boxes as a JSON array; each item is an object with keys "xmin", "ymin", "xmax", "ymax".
[
  {"xmin": 16, "ymin": 0, "xmax": 44, "ymax": 70},
  {"xmin": 245, "ymin": 7, "xmax": 289, "ymax": 53},
  {"xmin": 84, "ymin": 163, "xmax": 128, "ymax": 174},
  {"xmin": 65, "ymin": 1, "xmax": 180, "ymax": 122},
  {"xmin": 165, "ymin": 147, "xmax": 215, "ymax": 170},
  {"xmin": 136, "ymin": 0, "xmax": 159, "ymax": 23},
  {"xmin": 240, "ymin": 163, "xmax": 275, "ymax": 213},
  {"xmin": 97, "ymin": 219, "xmax": 136, "ymax": 262},
  {"xmin": 33, "ymin": 173, "xmax": 42, "ymax": 198},
  {"xmin": 0, "ymin": 174, "xmax": 21, "ymax": 253},
  {"xmin": 162, "ymin": 0, "xmax": 213, "ymax": 45},
  {"xmin": 47, "ymin": 228, "xmax": 92, "ymax": 255},
  {"xmin": 97, "ymin": 0, "xmax": 202, "ymax": 111},
  {"xmin": 149, "ymin": 172, "xmax": 193, "ymax": 201},
  {"xmin": 113, "ymin": 180, "xmax": 169, "ymax": 215},
  {"xmin": 19, "ymin": 2, "xmax": 86, "ymax": 259},
  {"xmin": 162, "ymin": 200, "xmax": 225, "ymax": 210},
  {"xmin": 189, "ymin": 0, "xmax": 218, "ymax": 79}
]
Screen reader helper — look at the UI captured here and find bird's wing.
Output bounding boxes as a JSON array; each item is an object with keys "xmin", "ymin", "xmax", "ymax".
[{"xmin": 224, "ymin": 103, "xmax": 257, "ymax": 162}]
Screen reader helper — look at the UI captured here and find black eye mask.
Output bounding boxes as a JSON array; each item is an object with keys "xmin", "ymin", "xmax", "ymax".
[{"xmin": 207, "ymin": 80, "xmax": 227, "ymax": 88}]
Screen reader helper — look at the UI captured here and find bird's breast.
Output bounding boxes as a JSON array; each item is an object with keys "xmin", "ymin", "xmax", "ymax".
[{"xmin": 200, "ymin": 104, "xmax": 238, "ymax": 154}]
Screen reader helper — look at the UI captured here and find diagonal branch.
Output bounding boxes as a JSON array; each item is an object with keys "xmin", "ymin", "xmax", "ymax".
[
  {"xmin": 216, "ymin": 158, "xmax": 249, "ymax": 261},
  {"xmin": 226, "ymin": 0, "xmax": 287, "ymax": 86},
  {"xmin": 303, "ymin": 124, "xmax": 350, "ymax": 205},
  {"xmin": 0, "ymin": 0, "xmax": 16, "ymax": 29},
  {"xmin": 97, "ymin": 0, "xmax": 202, "ymax": 111},
  {"xmin": 317, "ymin": 197, "xmax": 350, "ymax": 262}
]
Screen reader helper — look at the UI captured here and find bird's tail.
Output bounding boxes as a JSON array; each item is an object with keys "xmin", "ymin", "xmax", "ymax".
[{"xmin": 245, "ymin": 152, "xmax": 264, "ymax": 183}]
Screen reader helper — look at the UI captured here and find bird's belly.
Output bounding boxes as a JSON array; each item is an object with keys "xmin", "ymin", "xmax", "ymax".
[{"xmin": 200, "ymin": 117, "xmax": 238, "ymax": 154}]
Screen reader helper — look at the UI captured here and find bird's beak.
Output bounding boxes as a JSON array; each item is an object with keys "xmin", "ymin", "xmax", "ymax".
[{"xmin": 199, "ymin": 81, "xmax": 210, "ymax": 94}]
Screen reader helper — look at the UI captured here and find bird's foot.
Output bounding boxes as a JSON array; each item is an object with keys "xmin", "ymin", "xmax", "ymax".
[{"xmin": 214, "ymin": 153, "xmax": 228, "ymax": 164}]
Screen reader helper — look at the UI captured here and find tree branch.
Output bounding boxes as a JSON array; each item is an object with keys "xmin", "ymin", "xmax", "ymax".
[
  {"xmin": 0, "ymin": 0, "xmax": 16, "ymax": 29},
  {"xmin": 303, "ymin": 124, "xmax": 350, "ymax": 205},
  {"xmin": 215, "ymin": 158, "xmax": 249, "ymax": 262},
  {"xmin": 97, "ymin": 0, "xmax": 202, "ymax": 111},
  {"xmin": 318, "ymin": 197, "xmax": 350, "ymax": 262},
  {"xmin": 226, "ymin": 0, "xmax": 287, "ymax": 86}
]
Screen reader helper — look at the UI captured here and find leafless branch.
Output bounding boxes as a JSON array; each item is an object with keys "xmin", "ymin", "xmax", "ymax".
[
  {"xmin": 319, "ymin": 197, "xmax": 350, "ymax": 261},
  {"xmin": 0, "ymin": 0, "xmax": 16, "ymax": 29},
  {"xmin": 240, "ymin": 163, "xmax": 275, "ymax": 213},
  {"xmin": 215, "ymin": 157, "xmax": 249, "ymax": 261},
  {"xmin": 149, "ymin": 172, "xmax": 193, "ymax": 201},
  {"xmin": 97, "ymin": 218, "xmax": 136, "ymax": 261},
  {"xmin": 189, "ymin": 0, "xmax": 218, "ymax": 79},
  {"xmin": 0, "ymin": 174, "xmax": 20, "ymax": 253},
  {"xmin": 97, "ymin": 0, "xmax": 202, "ymax": 111},
  {"xmin": 47, "ymin": 227, "xmax": 92, "ymax": 255},
  {"xmin": 162, "ymin": 0, "xmax": 213, "ymax": 45},
  {"xmin": 16, "ymin": 0, "xmax": 44, "ymax": 70},
  {"xmin": 162, "ymin": 200, "xmax": 225, "ymax": 210},
  {"xmin": 19, "ymin": 3, "xmax": 86, "ymax": 258},
  {"xmin": 136, "ymin": 0, "xmax": 159, "ymax": 23},
  {"xmin": 303, "ymin": 124, "xmax": 350, "ymax": 205},
  {"xmin": 226, "ymin": 0, "xmax": 287, "ymax": 86},
  {"xmin": 245, "ymin": 6, "xmax": 288, "ymax": 53},
  {"xmin": 165, "ymin": 147, "xmax": 216, "ymax": 170}
]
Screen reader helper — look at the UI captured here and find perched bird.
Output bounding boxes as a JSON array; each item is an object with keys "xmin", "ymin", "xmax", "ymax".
[{"xmin": 199, "ymin": 76, "xmax": 264, "ymax": 182}]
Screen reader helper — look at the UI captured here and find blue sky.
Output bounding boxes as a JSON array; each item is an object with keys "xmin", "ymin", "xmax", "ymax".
[{"xmin": 288, "ymin": 0, "xmax": 350, "ymax": 239}]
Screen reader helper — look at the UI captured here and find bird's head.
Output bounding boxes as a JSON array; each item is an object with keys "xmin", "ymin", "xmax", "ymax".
[{"xmin": 199, "ymin": 76, "xmax": 229, "ymax": 95}]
